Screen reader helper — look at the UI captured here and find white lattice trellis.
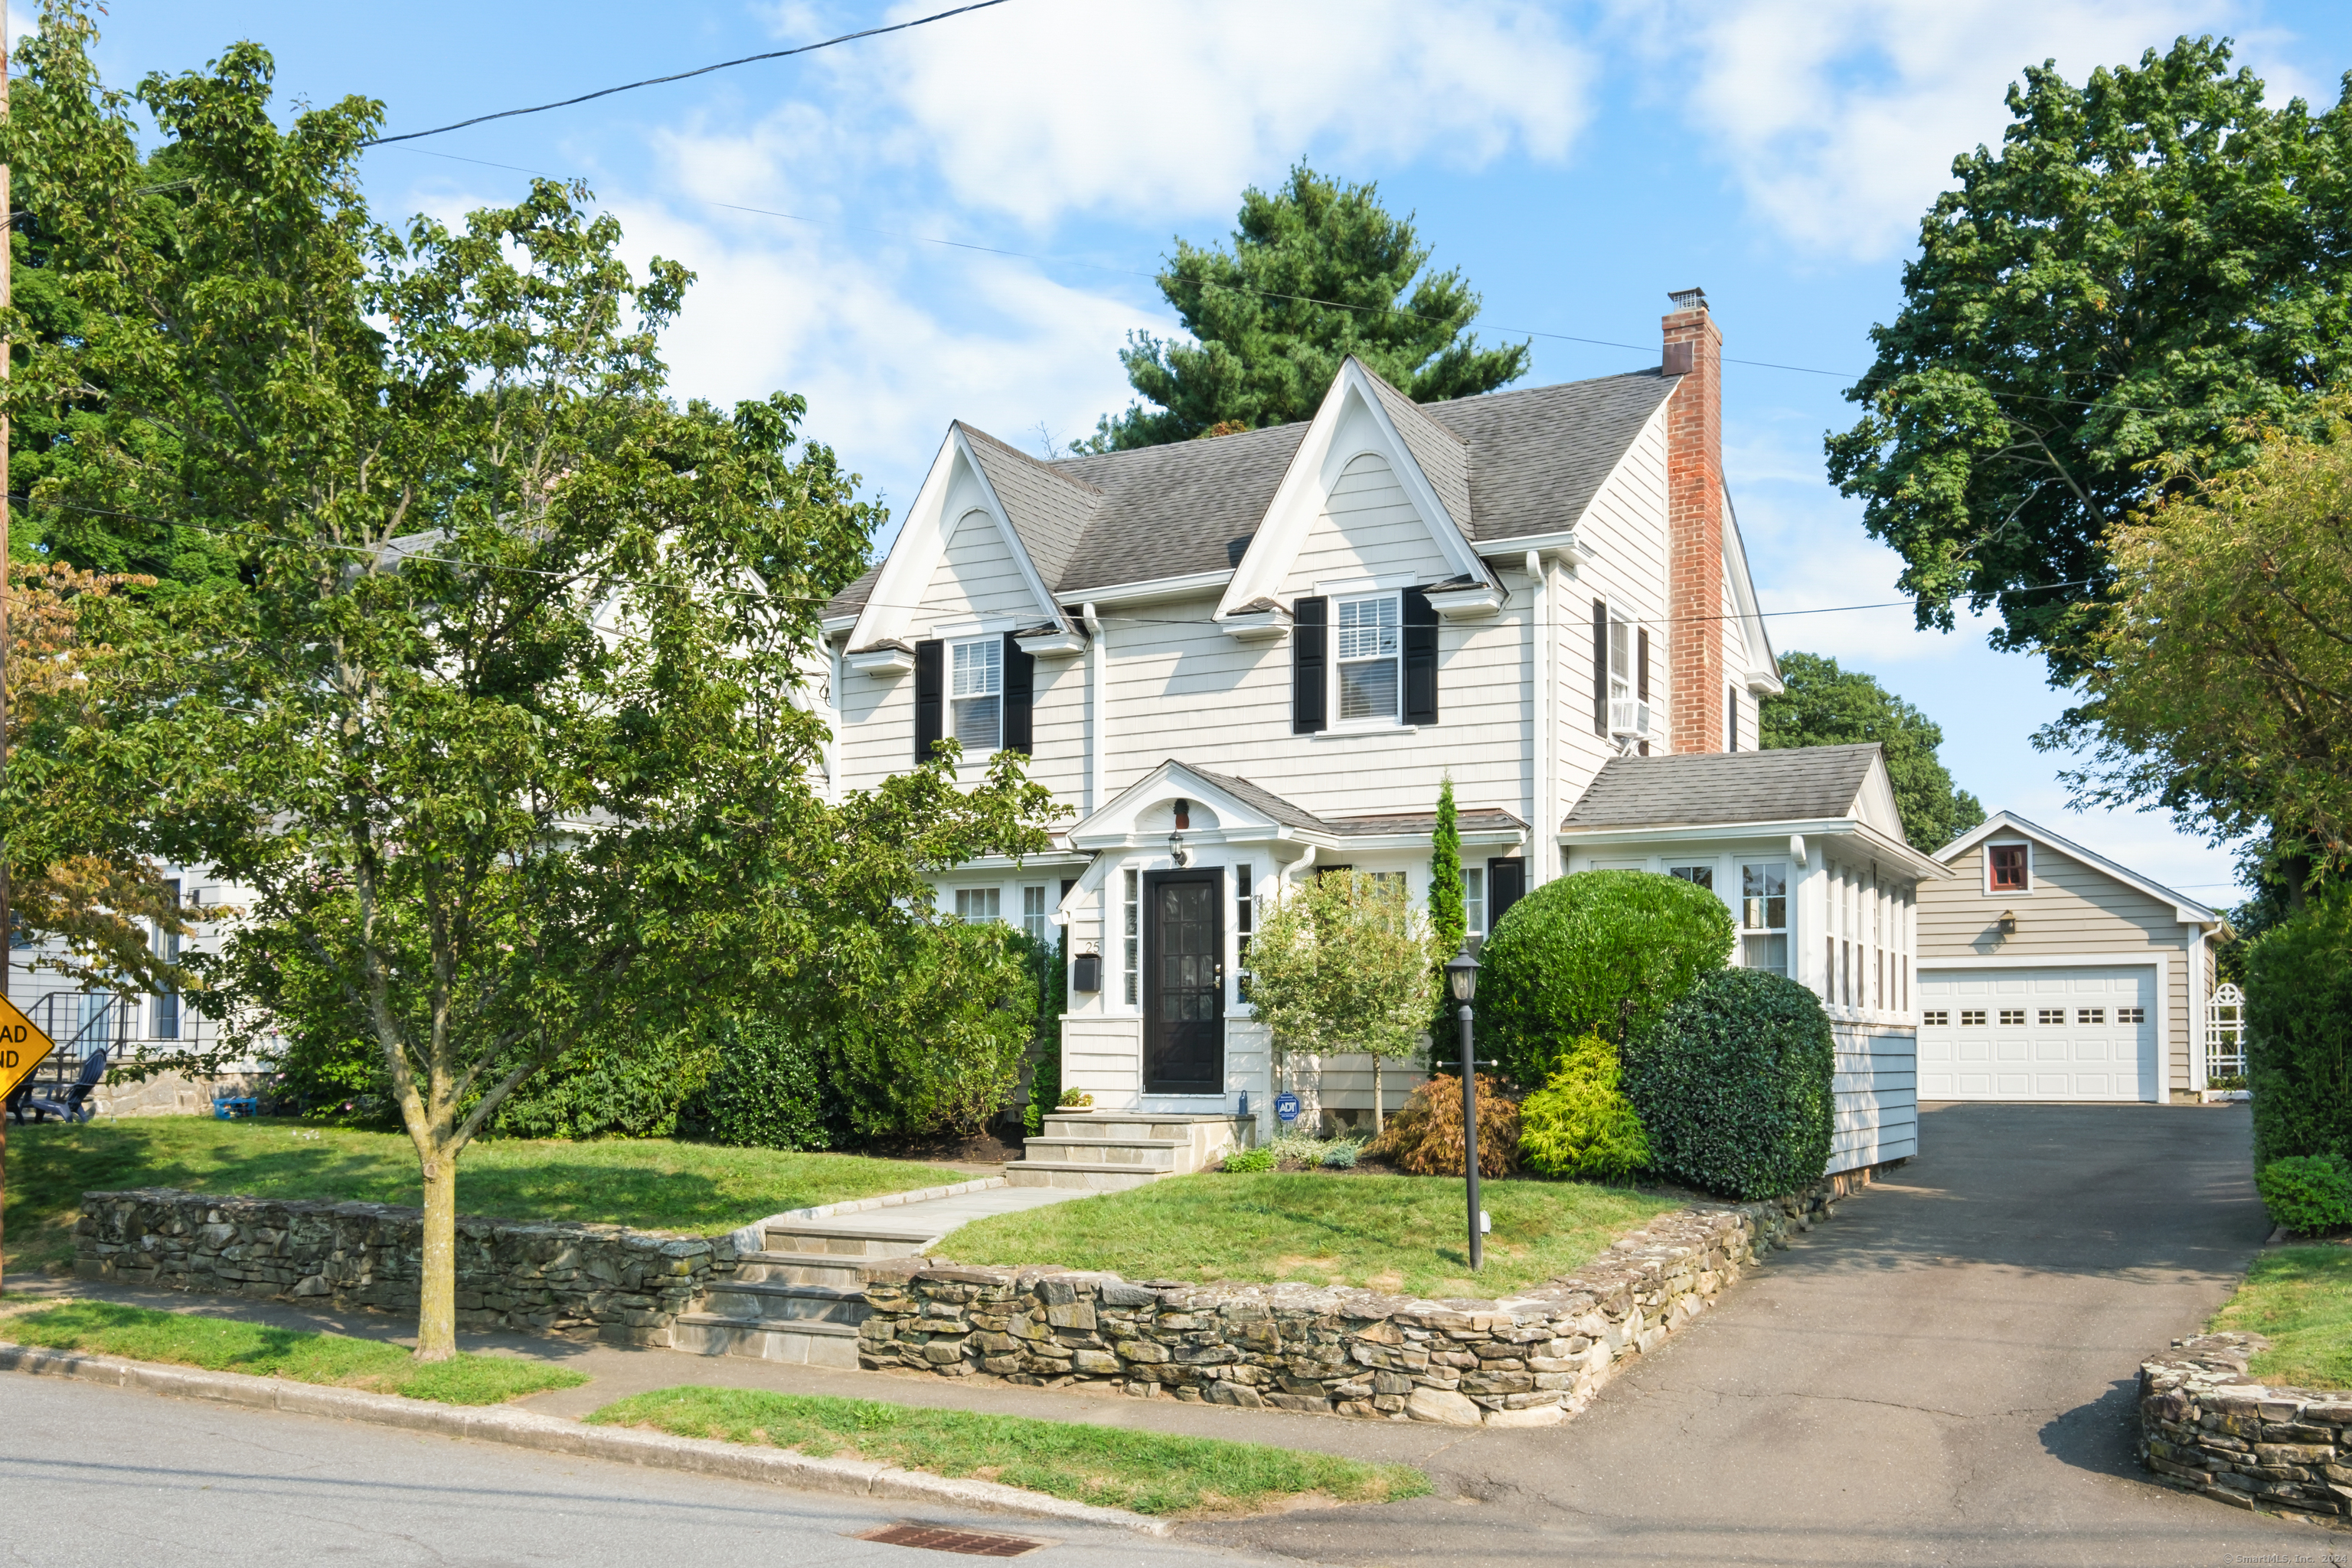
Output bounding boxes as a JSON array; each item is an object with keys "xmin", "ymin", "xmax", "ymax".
[{"xmin": 2208, "ymin": 982, "xmax": 2247, "ymax": 1083}]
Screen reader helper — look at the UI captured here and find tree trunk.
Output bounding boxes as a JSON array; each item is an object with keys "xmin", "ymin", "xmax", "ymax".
[
  {"xmin": 1372, "ymin": 1054, "xmax": 1383, "ymax": 1137},
  {"xmin": 416, "ymin": 1148, "xmax": 459, "ymax": 1361}
]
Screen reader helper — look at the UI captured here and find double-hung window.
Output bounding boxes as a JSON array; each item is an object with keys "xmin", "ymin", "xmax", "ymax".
[
  {"xmin": 1462, "ymin": 868, "xmax": 1485, "ymax": 942},
  {"xmin": 1334, "ymin": 593, "xmax": 1401, "ymax": 723},
  {"xmin": 1021, "ymin": 886, "xmax": 1049, "ymax": 946},
  {"xmin": 949, "ymin": 637, "xmax": 1002, "ymax": 753},
  {"xmin": 152, "ymin": 879, "xmax": 182, "ymax": 1040},
  {"xmin": 952, "ymin": 887, "xmax": 1001, "ymax": 923},
  {"xmin": 1739, "ymin": 861, "xmax": 1788, "ymax": 976}
]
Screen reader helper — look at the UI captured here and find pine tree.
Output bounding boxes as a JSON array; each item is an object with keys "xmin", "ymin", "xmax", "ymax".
[
  {"xmin": 1429, "ymin": 777, "xmax": 1466, "ymax": 960},
  {"xmin": 1086, "ymin": 165, "xmax": 1528, "ymax": 449}
]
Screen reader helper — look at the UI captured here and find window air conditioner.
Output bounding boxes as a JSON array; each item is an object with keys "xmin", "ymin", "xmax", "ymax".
[{"xmin": 1608, "ymin": 697, "xmax": 1651, "ymax": 737}]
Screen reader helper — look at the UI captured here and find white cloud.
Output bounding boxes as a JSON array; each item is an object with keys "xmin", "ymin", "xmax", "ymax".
[
  {"xmin": 1625, "ymin": 0, "xmax": 2286, "ymax": 259},
  {"xmin": 827, "ymin": 0, "xmax": 1595, "ymax": 226}
]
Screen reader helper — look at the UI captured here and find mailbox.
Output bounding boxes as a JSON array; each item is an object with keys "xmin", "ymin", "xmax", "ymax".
[{"xmin": 1072, "ymin": 952, "xmax": 1102, "ymax": 993}]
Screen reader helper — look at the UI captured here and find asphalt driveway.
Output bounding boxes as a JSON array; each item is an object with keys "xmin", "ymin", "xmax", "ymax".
[{"xmin": 1189, "ymin": 1102, "xmax": 2309, "ymax": 1566}]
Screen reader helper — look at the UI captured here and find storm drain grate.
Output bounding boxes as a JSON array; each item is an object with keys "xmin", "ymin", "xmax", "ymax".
[{"xmin": 854, "ymin": 1523, "xmax": 1046, "ymax": 1557}]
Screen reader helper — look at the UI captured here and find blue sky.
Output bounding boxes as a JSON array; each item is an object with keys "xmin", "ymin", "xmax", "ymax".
[{"xmin": 67, "ymin": 0, "xmax": 2352, "ymax": 903}]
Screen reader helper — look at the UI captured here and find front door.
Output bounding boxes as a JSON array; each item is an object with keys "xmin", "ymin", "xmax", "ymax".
[{"xmin": 1144, "ymin": 871, "xmax": 1223, "ymax": 1093}]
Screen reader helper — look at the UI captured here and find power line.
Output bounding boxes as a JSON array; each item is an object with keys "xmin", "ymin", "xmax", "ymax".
[{"xmin": 358, "ymin": 1, "xmax": 1014, "ymax": 149}]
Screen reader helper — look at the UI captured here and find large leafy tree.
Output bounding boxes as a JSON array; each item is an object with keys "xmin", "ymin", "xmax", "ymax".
[
  {"xmin": 1760, "ymin": 652, "xmax": 1984, "ymax": 852},
  {"xmin": 1824, "ymin": 37, "xmax": 2352, "ymax": 685},
  {"xmin": 1089, "ymin": 165, "xmax": 1529, "ymax": 449},
  {"xmin": 1, "ymin": 5, "xmax": 1056, "ymax": 1357},
  {"xmin": 2044, "ymin": 407, "xmax": 2352, "ymax": 897}
]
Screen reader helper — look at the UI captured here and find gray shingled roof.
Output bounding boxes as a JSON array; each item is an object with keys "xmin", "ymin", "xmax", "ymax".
[
  {"xmin": 828, "ymin": 362, "xmax": 1680, "ymax": 618},
  {"xmin": 1326, "ymin": 807, "xmax": 1527, "ymax": 838},
  {"xmin": 1560, "ymin": 745, "xmax": 1883, "ymax": 831},
  {"xmin": 1179, "ymin": 764, "xmax": 1333, "ymax": 833}
]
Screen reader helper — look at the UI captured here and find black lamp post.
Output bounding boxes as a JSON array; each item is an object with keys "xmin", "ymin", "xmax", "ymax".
[{"xmin": 1445, "ymin": 942, "xmax": 1483, "ymax": 1272}]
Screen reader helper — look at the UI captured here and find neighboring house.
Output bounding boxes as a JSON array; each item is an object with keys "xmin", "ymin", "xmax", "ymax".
[
  {"xmin": 1918, "ymin": 811, "xmax": 2222, "ymax": 1103},
  {"xmin": 821, "ymin": 289, "xmax": 1919, "ymax": 1175},
  {"xmin": 1560, "ymin": 745, "xmax": 1945, "ymax": 1172}
]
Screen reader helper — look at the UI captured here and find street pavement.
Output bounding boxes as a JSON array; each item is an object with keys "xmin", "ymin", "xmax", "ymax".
[{"xmin": 0, "ymin": 1373, "xmax": 1258, "ymax": 1568}]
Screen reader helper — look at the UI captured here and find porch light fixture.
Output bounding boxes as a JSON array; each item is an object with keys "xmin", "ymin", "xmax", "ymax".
[
  {"xmin": 1168, "ymin": 831, "xmax": 1189, "ymax": 867},
  {"xmin": 1998, "ymin": 909, "xmax": 2018, "ymax": 935},
  {"xmin": 1446, "ymin": 941, "xmax": 1485, "ymax": 1272}
]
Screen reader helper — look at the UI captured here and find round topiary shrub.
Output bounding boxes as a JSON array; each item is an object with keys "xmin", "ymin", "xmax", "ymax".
[
  {"xmin": 2257, "ymin": 1154, "xmax": 2352, "ymax": 1234},
  {"xmin": 1518, "ymin": 1033, "xmax": 1651, "ymax": 1181},
  {"xmin": 1622, "ymin": 968, "xmax": 1833, "ymax": 1200},
  {"xmin": 1475, "ymin": 869, "xmax": 1734, "ymax": 1084},
  {"xmin": 2247, "ymin": 893, "xmax": 2352, "ymax": 1170},
  {"xmin": 688, "ymin": 1015, "xmax": 838, "ymax": 1151}
]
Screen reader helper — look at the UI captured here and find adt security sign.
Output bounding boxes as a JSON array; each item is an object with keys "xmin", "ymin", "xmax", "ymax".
[
  {"xmin": 1273, "ymin": 1092, "xmax": 1301, "ymax": 1125},
  {"xmin": 0, "ymin": 994, "xmax": 57, "ymax": 1100}
]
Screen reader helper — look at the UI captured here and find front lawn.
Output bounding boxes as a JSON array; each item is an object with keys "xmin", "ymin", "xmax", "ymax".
[
  {"xmin": 938, "ymin": 1171, "xmax": 1681, "ymax": 1298},
  {"xmin": 0, "ymin": 1298, "xmax": 584, "ymax": 1404},
  {"xmin": 588, "ymin": 1385, "xmax": 1429, "ymax": 1516},
  {"xmin": 2210, "ymin": 1246, "xmax": 2352, "ymax": 1389},
  {"xmin": 2, "ymin": 1119, "xmax": 966, "ymax": 1275}
]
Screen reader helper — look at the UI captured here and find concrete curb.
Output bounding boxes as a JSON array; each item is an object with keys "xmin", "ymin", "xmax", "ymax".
[{"xmin": 0, "ymin": 1341, "xmax": 1170, "ymax": 1536}]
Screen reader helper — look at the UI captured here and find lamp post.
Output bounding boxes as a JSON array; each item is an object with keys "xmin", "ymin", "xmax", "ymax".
[{"xmin": 1445, "ymin": 942, "xmax": 1483, "ymax": 1272}]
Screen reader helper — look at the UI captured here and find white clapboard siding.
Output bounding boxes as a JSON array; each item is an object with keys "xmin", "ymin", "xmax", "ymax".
[
  {"xmin": 1063, "ymin": 1015, "xmax": 1145, "ymax": 1103},
  {"xmin": 1557, "ymin": 403, "xmax": 1670, "ymax": 781},
  {"xmin": 1285, "ymin": 452, "xmax": 1455, "ymax": 587},
  {"xmin": 1828, "ymin": 1027, "xmax": 1918, "ymax": 1172}
]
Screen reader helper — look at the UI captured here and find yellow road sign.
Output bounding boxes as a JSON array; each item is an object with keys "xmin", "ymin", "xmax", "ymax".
[{"xmin": 0, "ymin": 995, "xmax": 57, "ymax": 1099}]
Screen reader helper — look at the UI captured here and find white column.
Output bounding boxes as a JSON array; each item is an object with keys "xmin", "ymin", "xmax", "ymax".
[{"xmin": 1526, "ymin": 550, "xmax": 1549, "ymax": 882}]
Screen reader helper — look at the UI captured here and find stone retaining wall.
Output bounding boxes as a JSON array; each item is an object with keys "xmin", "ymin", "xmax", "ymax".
[
  {"xmin": 74, "ymin": 1189, "xmax": 735, "ymax": 1344},
  {"xmin": 854, "ymin": 1168, "xmax": 1881, "ymax": 1427},
  {"xmin": 2139, "ymin": 1332, "xmax": 2352, "ymax": 1516}
]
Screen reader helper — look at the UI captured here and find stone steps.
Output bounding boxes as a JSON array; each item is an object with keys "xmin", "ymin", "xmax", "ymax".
[
  {"xmin": 760, "ymin": 1221, "xmax": 936, "ymax": 1258},
  {"xmin": 697, "ymin": 1279, "xmax": 871, "ymax": 1328},
  {"xmin": 730, "ymin": 1249, "xmax": 872, "ymax": 1289},
  {"xmin": 1004, "ymin": 1111, "xmax": 1255, "ymax": 1191},
  {"xmin": 669, "ymin": 1313, "xmax": 861, "ymax": 1367}
]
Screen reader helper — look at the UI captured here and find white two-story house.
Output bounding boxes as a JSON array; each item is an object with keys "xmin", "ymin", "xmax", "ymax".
[{"xmin": 821, "ymin": 290, "xmax": 1938, "ymax": 1181}]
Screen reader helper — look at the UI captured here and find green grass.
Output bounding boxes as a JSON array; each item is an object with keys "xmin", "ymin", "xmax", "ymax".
[
  {"xmin": 2, "ymin": 1118, "xmax": 967, "ymax": 1274},
  {"xmin": 939, "ymin": 1170, "xmax": 1681, "ymax": 1298},
  {"xmin": 2210, "ymin": 1246, "xmax": 2352, "ymax": 1389},
  {"xmin": 586, "ymin": 1385, "xmax": 1429, "ymax": 1517},
  {"xmin": 0, "ymin": 1298, "xmax": 586, "ymax": 1404}
]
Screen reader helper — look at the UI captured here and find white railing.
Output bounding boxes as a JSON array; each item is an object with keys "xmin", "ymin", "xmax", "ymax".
[{"xmin": 2208, "ymin": 982, "xmax": 2247, "ymax": 1083}]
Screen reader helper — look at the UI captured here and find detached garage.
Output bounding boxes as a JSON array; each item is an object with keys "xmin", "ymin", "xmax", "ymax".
[{"xmin": 1919, "ymin": 813, "xmax": 2220, "ymax": 1104}]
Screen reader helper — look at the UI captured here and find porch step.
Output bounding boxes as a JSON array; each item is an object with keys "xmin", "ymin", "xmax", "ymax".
[
  {"xmin": 669, "ymin": 1313, "xmax": 861, "ymax": 1367},
  {"xmin": 1002, "ymin": 1159, "xmax": 1175, "ymax": 1192},
  {"xmin": 760, "ymin": 1220, "xmax": 936, "ymax": 1259},
  {"xmin": 1020, "ymin": 1135, "xmax": 1188, "ymax": 1169}
]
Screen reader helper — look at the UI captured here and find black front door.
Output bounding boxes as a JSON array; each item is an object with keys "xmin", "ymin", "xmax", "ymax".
[{"xmin": 1144, "ymin": 871, "xmax": 1223, "ymax": 1093}]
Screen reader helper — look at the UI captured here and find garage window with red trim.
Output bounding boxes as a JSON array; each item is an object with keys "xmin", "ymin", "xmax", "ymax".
[{"xmin": 1988, "ymin": 843, "xmax": 2030, "ymax": 892}]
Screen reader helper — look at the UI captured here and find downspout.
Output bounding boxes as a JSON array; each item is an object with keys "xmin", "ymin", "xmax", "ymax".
[
  {"xmin": 1083, "ymin": 603, "xmax": 1106, "ymax": 815},
  {"xmin": 1526, "ymin": 550, "xmax": 1548, "ymax": 884},
  {"xmin": 1259, "ymin": 843, "xmax": 1318, "ymax": 1146},
  {"xmin": 825, "ymin": 637, "xmax": 844, "ymax": 801}
]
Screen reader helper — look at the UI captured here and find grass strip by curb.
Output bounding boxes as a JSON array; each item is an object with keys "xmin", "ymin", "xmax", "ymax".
[
  {"xmin": 586, "ymin": 1385, "xmax": 1431, "ymax": 1517},
  {"xmin": 0, "ymin": 1299, "xmax": 585, "ymax": 1405},
  {"xmin": 2210, "ymin": 1245, "xmax": 2352, "ymax": 1390}
]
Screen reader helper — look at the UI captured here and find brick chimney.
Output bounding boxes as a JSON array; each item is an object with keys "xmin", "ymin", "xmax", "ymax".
[{"xmin": 1661, "ymin": 288, "xmax": 1725, "ymax": 755}]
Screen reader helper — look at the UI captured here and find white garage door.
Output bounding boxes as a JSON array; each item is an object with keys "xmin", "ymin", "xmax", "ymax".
[{"xmin": 1918, "ymin": 965, "xmax": 2158, "ymax": 1102}]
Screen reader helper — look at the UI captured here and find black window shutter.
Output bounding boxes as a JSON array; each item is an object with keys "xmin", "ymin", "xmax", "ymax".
[
  {"xmin": 1488, "ymin": 858, "xmax": 1526, "ymax": 929},
  {"xmin": 1636, "ymin": 627, "xmax": 1651, "ymax": 756},
  {"xmin": 1292, "ymin": 596, "xmax": 1328, "ymax": 734},
  {"xmin": 1727, "ymin": 684, "xmax": 1739, "ymax": 751},
  {"xmin": 1002, "ymin": 632, "xmax": 1035, "ymax": 756},
  {"xmin": 1402, "ymin": 587, "xmax": 1439, "ymax": 725},
  {"xmin": 1591, "ymin": 599, "xmax": 1609, "ymax": 737},
  {"xmin": 913, "ymin": 639, "xmax": 943, "ymax": 764}
]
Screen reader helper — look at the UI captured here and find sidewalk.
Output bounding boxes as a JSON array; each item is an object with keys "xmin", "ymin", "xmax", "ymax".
[{"xmin": 1, "ymin": 1273, "xmax": 1468, "ymax": 1469}]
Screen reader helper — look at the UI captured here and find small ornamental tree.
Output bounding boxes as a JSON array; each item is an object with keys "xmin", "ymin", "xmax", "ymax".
[
  {"xmin": 1243, "ymin": 871, "xmax": 1436, "ymax": 1135},
  {"xmin": 1428, "ymin": 778, "xmax": 1467, "ymax": 959}
]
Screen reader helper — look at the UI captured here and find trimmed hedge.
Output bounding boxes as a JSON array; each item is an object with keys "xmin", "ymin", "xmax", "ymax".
[
  {"xmin": 1622, "ymin": 968, "xmax": 1834, "ymax": 1200},
  {"xmin": 1476, "ymin": 870, "xmax": 1733, "ymax": 1084},
  {"xmin": 687, "ymin": 1016, "xmax": 839, "ymax": 1151},
  {"xmin": 2247, "ymin": 893, "xmax": 2352, "ymax": 1170},
  {"xmin": 2258, "ymin": 1155, "xmax": 2352, "ymax": 1235}
]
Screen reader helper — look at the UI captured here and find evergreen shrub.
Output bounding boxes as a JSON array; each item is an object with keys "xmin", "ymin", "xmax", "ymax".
[
  {"xmin": 1517, "ymin": 1033, "xmax": 1651, "ymax": 1181},
  {"xmin": 1371, "ymin": 1074, "xmax": 1521, "ymax": 1178},
  {"xmin": 1476, "ymin": 870, "xmax": 1733, "ymax": 1084},
  {"xmin": 2257, "ymin": 1154, "xmax": 2352, "ymax": 1235},
  {"xmin": 1622, "ymin": 969, "xmax": 1833, "ymax": 1200},
  {"xmin": 2247, "ymin": 893, "xmax": 2352, "ymax": 1169},
  {"xmin": 687, "ymin": 1015, "xmax": 839, "ymax": 1151}
]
